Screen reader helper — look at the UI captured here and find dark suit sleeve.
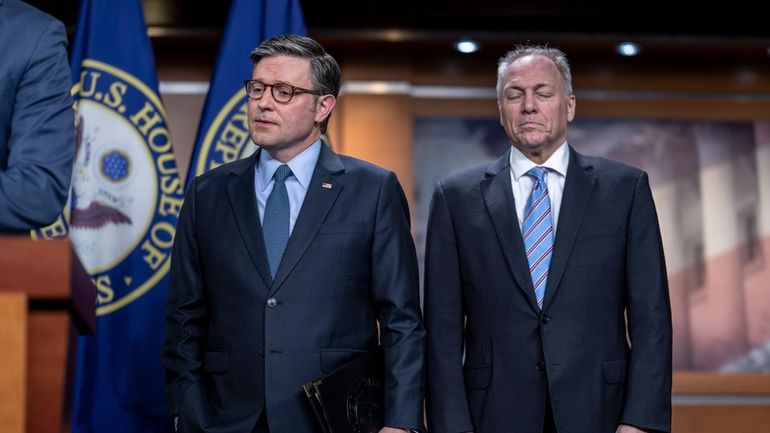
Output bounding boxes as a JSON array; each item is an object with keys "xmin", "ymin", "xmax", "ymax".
[
  {"xmin": 621, "ymin": 171, "xmax": 673, "ymax": 432},
  {"xmin": 162, "ymin": 179, "xmax": 207, "ymax": 421},
  {"xmin": 423, "ymin": 181, "xmax": 475, "ymax": 433},
  {"xmin": 371, "ymin": 171, "xmax": 426, "ymax": 431},
  {"xmin": 0, "ymin": 19, "xmax": 74, "ymax": 231}
]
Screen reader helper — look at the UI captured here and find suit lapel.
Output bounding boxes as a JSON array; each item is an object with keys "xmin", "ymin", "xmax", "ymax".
[
  {"xmin": 542, "ymin": 147, "xmax": 596, "ymax": 308},
  {"xmin": 226, "ymin": 151, "xmax": 273, "ymax": 288},
  {"xmin": 269, "ymin": 144, "xmax": 344, "ymax": 295},
  {"xmin": 481, "ymin": 151, "xmax": 540, "ymax": 311}
]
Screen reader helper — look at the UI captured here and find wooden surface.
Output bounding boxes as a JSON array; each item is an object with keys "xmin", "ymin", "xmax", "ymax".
[
  {"xmin": 333, "ymin": 94, "xmax": 415, "ymax": 204},
  {"xmin": 26, "ymin": 311, "xmax": 71, "ymax": 433},
  {"xmin": 0, "ymin": 237, "xmax": 95, "ymax": 433},
  {"xmin": 0, "ymin": 293, "xmax": 27, "ymax": 433},
  {"xmin": 0, "ymin": 237, "xmax": 71, "ymax": 297},
  {"xmin": 0, "ymin": 236, "xmax": 94, "ymax": 332},
  {"xmin": 675, "ymin": 372, "xmax": 770, "ymax": 394},
  {"xmin": 673, "ymin": 372, "xmax": 770, "ymax": 433},
  {"xmin": 673, "ymin": 405, "xmax": 770, "ymax": 433}
]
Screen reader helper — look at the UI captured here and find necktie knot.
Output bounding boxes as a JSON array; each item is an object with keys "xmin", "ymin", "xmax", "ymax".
[
  {"xmin": 526, "ymin": 166, "xmax": 548, "ymax": 184},
  {"xmin": 273, "ymin": 164, "xmax": 292, "ymax": 184}
]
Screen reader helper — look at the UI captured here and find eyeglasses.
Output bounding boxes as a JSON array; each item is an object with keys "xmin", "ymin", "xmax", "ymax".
[{"xmin": 242, "ymin": 79, "xmax": 320, "ymax": 103}]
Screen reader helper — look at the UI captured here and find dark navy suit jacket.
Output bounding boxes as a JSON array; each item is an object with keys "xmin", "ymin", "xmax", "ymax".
[
  {"xmin": 163, "ymin": 144, "xmax": 426, "ymax": 433},
  {"xmin": 0, "ymin": 0, "xmax": 74, "ymax": 231},
  {"xmin": 424, "ymin": 146, "xmax": 672, "ymax": 433}
]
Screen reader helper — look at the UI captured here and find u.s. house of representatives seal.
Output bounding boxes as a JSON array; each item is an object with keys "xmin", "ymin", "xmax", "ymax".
[
  {"xmin": 35, "ymin": 59, "xmax": 184, "ymax": 317},
  {"xmin": 346, "ymin": 376, "xmax": 384, "ymax": 433}
]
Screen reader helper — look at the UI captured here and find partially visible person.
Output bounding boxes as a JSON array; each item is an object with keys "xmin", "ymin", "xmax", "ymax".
[
  {"xmin": 0, "ymin": 0, "xmax": 75, "ymax": 232},
  {"xmin": 424, "ymin": 44, "xmax": 672, "ymax": 433},
  {"xmin": 163, "ymin": 34, "xmax": 425, "ymax": 433}
]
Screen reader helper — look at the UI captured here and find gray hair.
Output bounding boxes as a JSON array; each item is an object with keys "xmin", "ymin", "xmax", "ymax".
[
  {"xmin": 250, "ymin": 34, "xmax": 341, "ymax": 133},
  {"xmin": 496, "ymin": 45, "xmax": 573, "ymax": 99}
]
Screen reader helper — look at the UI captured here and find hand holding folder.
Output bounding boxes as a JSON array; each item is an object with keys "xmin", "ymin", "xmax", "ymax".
[{"xmin": 303, "ymin": 347, "xmax": 384, "ymax": 433}]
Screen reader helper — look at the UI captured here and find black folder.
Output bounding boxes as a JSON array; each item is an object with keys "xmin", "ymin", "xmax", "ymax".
[{"xmin": 303, "ymin": 346, "xmax": 384, "ymax": 433}]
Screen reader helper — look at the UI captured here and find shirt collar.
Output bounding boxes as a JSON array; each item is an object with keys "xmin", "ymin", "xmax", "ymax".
[
  {"xmin": 509, "ymin": 141, "xmax": 569, "ymax": 180},
  {"xmin": 257, "ymin": 140, "xmax": 321, "ymax": 191}
]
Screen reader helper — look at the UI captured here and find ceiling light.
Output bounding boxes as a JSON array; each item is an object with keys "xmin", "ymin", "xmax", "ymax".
[
  {"xmin": 617, "ymin": 41, "xmax": 640, "ymax": 57},
  {"xmin": 455, "ymin": 38, "xmax": 479, "ymax": 54}
]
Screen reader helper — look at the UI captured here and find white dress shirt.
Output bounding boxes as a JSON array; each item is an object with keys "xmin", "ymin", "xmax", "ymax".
[{"xmin": 509, "ymin": 142, "xmax": 570, "ymax": 232}]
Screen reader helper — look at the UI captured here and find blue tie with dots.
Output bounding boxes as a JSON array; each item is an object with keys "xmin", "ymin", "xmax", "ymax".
[
  {"xmin": 263, "ymin": 164, "xmax": 292, "ymax": 280},
  {"xmin": 522, "ymin": 166, "xmax": 554, "ymax": 309}
]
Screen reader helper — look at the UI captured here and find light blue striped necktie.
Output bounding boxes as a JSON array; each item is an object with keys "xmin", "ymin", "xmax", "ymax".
[
  {"xmin": 522, "ymin": 166, "xmax": 554, "ymax": 309},
  {"xmin": 263, "ymin": 164, "xmax": 292, "ymax": 280}
]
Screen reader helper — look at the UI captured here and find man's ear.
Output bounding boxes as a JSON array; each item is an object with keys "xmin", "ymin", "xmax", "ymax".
[
  {"xmin": 567, "ymin": 94, "xmax": 576, "ymax": 122},
  {"xmin": 314, "ymin": 94, "xmax": 336, "ymax": 124}
]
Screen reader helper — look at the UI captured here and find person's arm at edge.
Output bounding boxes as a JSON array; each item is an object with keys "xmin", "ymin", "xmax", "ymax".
[
  {"xmin": 372, "ymin": 171, "xmax": 426, "ymax": 432},
  {"xmin": 620, "ymin": 171, "xmax": 673, "ymax": 433},
  {"xmin": 424, "ymin": 180, "xmax": 476, "ymax": 433},
  {"xmin": 161, "ymin": 178, "xmax": 207, "ymax": 428},
  {"xmin": 0, "ymin": 18, "xmax": 74, "ymax": 231}
]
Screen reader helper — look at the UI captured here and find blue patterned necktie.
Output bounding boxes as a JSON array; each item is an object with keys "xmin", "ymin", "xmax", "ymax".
[
  {"xmin": 263, "ymin": 164, "xmax": 292, "ymax": 280},
  {"xmin": 522, "ymin": 166, "xmax": 554, "ymax": 309}
]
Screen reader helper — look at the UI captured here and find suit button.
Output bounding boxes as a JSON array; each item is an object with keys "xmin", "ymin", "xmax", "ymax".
[
  {"xmin": 541, "ymin": 314, "xmax": 551, "ymax": 324},
  {"xmin": 266, "ymin": 298, "xmax": 278, "ymax": 308},
  {"xmin": 258, "ymin": 347, "xmax": 265, "ymax": 357},
  {"xmin": 536, "ymin": 361, "xmax": 546, "ymax": 371}
]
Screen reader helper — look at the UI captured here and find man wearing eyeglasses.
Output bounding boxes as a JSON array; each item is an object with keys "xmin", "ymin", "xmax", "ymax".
[{"xmin": 163, "ymin": 34, "xmax": 425, "ymax": 433}]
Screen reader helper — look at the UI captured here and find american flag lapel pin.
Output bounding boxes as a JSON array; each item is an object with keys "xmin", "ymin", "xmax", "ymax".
[{"xmin": 322, "ymin": 182, "xmax": 332, "ymax": 189}]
